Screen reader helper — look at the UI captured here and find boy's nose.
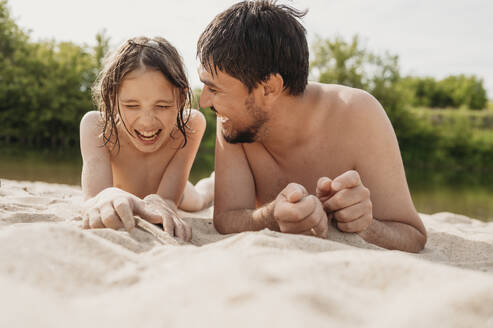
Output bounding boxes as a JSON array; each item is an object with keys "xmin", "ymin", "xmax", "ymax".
[{"xmin": 140, "ymin": 111, "xmax": 156, "ymax": 124}]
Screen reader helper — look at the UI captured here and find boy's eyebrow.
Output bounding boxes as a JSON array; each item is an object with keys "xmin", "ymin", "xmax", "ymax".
[{"xmin": 120, "ymin": 98, "xmax": 174, "ymax": 103}]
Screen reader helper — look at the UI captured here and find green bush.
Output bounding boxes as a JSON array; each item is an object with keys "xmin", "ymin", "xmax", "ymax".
[
  {"xmin": 0, "ymin": 0, "xmax": 106, "ymax": 145},
  {"xmin": 400, "ymin": 75, "xmax": 488, "ymax": 110}
]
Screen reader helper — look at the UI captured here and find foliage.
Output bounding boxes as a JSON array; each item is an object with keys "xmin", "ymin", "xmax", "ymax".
[
  {"xmin": 190, "ymin": 88, "xmax": 216, "ymax": 177},
  {"xmin": 400, "ymin": 75, "xmax": 488, "ymax": 110},
  {"xmin": 0, "ymin": 1, "xmax": 103, "ymax": 145}
]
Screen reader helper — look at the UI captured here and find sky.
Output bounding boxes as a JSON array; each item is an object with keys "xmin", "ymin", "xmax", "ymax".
[{"xmin": 6, "ymin": 0, "xmax": 493, "ymax": 97}]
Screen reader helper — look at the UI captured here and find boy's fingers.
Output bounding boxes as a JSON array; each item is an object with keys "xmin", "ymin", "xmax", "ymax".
[
  {"xmin": 173, "ymin": 218, "xmax": 186, "ymax": 240},
  {"xmin": 82, "ymin": 215, "xmax": 90, "ymax": 229},
  {"xmin": 134, "ymin": 199, "xmax": 162, "ymax": 224},
  {"xmin": 88, "ymin": 208, "xmax": 104, "ymax": 229},
  {"xmin": 332, "ymin": 170, "xmax": 362, "ymax": 191},
  {"xmin": 113, "ymin": 198, "xmax": 135, "ymax": 231},
  {"xmin": 162, "ymin": 215, "xmax": 175, "ymax": 236},
  {"xmin": 185, "ymin": 222, "xmax": 192, "ymax": 242},
  {"xmin": 101, "ymin": 203, "xmax": 123, "ymax": 229}
]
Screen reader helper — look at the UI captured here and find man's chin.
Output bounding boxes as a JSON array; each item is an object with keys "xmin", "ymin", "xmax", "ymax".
[{"xmin": 222, "ymin": 130, "xmax": 257, "ymax": 144}]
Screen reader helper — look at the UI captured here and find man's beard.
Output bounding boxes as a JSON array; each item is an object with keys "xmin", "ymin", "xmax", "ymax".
[
  {"xmin": 222, "ymin": 123, "xmax": 263, "ymax": 144},
  {"xmin": 222, "ymin": 95, "xmax": 268, "ymax": 144}
]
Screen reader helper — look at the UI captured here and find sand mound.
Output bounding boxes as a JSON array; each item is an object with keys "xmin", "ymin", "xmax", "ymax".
[{"xmin": 0, "ymin": 179, "xmax": 492, "ymax": 328}]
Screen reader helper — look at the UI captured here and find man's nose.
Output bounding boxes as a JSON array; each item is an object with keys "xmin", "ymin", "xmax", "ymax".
[{"xmin": 199, "ymin": 88, "xmax": 211, "ymax": 109}]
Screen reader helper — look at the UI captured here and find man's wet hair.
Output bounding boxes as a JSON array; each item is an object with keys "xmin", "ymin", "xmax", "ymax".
[{"xmin": 197, "ymin": 0, "xmax": 309, "ymax": 96}]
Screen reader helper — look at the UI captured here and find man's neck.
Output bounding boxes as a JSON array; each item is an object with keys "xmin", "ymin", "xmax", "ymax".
[{"xmin": 259, "ymin": 83, "xmax": 318, "ymax": 155}]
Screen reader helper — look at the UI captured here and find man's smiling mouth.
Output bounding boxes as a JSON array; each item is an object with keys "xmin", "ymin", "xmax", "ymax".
[{"xmin": 217, "ymin": 114, "xmax": 230, "ymax": 124}]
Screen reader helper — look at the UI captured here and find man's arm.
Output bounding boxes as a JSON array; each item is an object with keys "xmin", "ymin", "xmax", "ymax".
[
  {"xmin": 214, "ymin": 120, "xmax": 328, "ymax": 237},
  {"xmin": 358, "ymin": 219, "xmax": 426, "ymax": 253},
  {"xmin": 213, "ymin": 119, "xmax": 278, "ymax": 233},
  {"xmin": 318, "ymin": 89, "xmax": 426, "ymax": 253}
]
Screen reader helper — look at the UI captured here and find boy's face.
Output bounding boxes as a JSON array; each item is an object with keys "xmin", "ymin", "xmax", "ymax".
[
  {"xmin": 198, "ymin": 65, "xmax": 268, "ymax": 144},
  {"xmin": 117, "ymin": 67, "xmax": 179, "ymax": 153}
]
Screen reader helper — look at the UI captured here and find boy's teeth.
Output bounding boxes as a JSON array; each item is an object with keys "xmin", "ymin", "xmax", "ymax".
[
  {"xmin": 136, "ymin": 129, "xmax": 160, "ymax": 138},
  {"xmin": 142, "ymin": 130, "xmax": 158, "ymax": 137}
]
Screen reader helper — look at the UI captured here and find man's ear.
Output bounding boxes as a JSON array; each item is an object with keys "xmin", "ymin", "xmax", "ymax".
[{"xmin": 260, "ymin": 73, "xmax": 284, "ymax": 104}]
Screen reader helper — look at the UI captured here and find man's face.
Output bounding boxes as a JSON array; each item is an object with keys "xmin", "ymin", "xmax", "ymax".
[{"xmin": 198, "ymin": 65, "xmax": 268, "ymax": 144}]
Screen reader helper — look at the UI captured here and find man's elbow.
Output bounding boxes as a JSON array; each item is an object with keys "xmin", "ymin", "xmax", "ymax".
[
  {"xmin": 413, "ymin": 228, "xmax": 427, "ymax": 253},
  {"xmin": 403, "ymin": 225, "xmax": 427, "ymax": 253},
  {"xmin": 213, "ymin": 213, "xmax": 230, "ymax": 235}
]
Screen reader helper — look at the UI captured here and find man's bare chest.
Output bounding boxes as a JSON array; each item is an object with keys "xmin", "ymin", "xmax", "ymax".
[{"xmin": 244, "ymin": 144, "xmax": 350, "ymax": 206}]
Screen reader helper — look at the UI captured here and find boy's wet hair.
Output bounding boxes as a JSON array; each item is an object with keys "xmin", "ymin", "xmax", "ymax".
[
  {"xmin": 197, "ymin": 0, "xmax": 308, "ymax": 95},
  {"xmin": 92, "ymin": 36, "xmax": 192, "ymax": 151}
]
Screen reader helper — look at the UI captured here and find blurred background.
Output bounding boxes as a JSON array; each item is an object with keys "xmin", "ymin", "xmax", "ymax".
[{"xmin": 1, "ymin": 0, "xmax": 492, "ymax": 221}]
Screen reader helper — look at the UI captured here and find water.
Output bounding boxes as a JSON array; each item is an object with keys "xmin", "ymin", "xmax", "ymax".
[{"xmin": 1, "ymin": 145, "xmax": 492, "ymax": 222}]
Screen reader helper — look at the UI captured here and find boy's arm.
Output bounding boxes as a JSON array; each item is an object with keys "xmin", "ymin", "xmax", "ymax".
[
  {"xmin": 80, "ymin": 111, "xmax": 113, "ymax": 201},
  {"xmin": 156, "ymin": 109, "xmax": 206, "ymax": 207}
]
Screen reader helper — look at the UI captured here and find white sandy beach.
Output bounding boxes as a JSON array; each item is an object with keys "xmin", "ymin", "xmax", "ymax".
[{"xmin": 0, "ymin": 179, "xmax": 492, "ymax": 328}]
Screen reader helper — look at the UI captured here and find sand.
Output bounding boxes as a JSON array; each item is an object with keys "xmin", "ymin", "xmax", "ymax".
[{"xmin": 0, "ymin": 179, "xmax": 492, "ymax": 328}]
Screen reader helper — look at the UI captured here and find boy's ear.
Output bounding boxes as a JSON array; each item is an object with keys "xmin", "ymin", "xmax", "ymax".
[{"xmin": 261, "ymin": 73, "xmax": 284, "ymax": 104}]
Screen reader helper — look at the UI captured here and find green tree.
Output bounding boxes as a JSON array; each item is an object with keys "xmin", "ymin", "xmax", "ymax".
[
  {"xmin": 94, "ymin": 29, "xmax": 110, "ymax": 71},
  {"xmin": 0, "ymin": 0, "xmax": 104, "ymax": 145},
  {"xmin": 190, "ymin": 88, "xmax": 216, "ymax": 177},
  {"xmin": 311, "ymin": 35, "xmax": 366, "ymax": 89}
]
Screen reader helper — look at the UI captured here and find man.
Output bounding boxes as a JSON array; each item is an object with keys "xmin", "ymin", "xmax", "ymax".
[{"xmin": 197, "ymin": 0, "xmax": 426, "ymax": 252}]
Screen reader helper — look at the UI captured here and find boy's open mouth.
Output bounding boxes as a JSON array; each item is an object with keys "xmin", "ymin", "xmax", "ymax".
[{"xmin": 134, "ymin": 129, "xmax": 162, "ymax": 144}]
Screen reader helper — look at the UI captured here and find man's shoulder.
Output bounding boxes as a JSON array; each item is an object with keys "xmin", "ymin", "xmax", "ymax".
[
  {"xmin": 310, "ymin": 82, "xmax": 378, "ymax": 108},
  {"xmin": 310, "ymin": 83, "xmax": 386, "ymax": 123}
]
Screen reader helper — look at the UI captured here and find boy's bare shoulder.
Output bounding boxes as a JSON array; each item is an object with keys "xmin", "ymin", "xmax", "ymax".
[
  {"xmin": 188, "ymin": 109, "xmax": 206, "ymax": 132},
  {"xmin": 80, "ymin": 111, "xmax": 103, "ymax": 134},
  {"xmin": 79, "ymin": 111, "xmax": 107, "ymax": 150}
]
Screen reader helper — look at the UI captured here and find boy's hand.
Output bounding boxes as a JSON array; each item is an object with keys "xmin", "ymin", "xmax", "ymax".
[
  {"xmin": 82, "ymin": 188, "xmax": 191, "ymax": 241},
  {"xmin": 83, "ymin": 187, "xmax": 161, "ymax": 231},
  {"xmin": 316, "ymin": 171, "xmax": 373, "ymax": 233},
  {"xmin": 273, "ymin": 183, "xmax": 329, "ymax": 238},
  {"xmin": 143, "ymin": 194, "xmax": 192, "ymax": 242}
]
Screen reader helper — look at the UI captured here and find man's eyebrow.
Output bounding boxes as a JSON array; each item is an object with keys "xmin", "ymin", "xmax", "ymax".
[{"xmin": 200, "ymin": 78, "xmax": 220, "ymax": 90}]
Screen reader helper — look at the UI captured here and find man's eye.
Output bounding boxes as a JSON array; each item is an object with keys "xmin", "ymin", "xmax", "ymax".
[{"xmin": 208, "ymin": 87, "xmax": 217, "ymax": 94}]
